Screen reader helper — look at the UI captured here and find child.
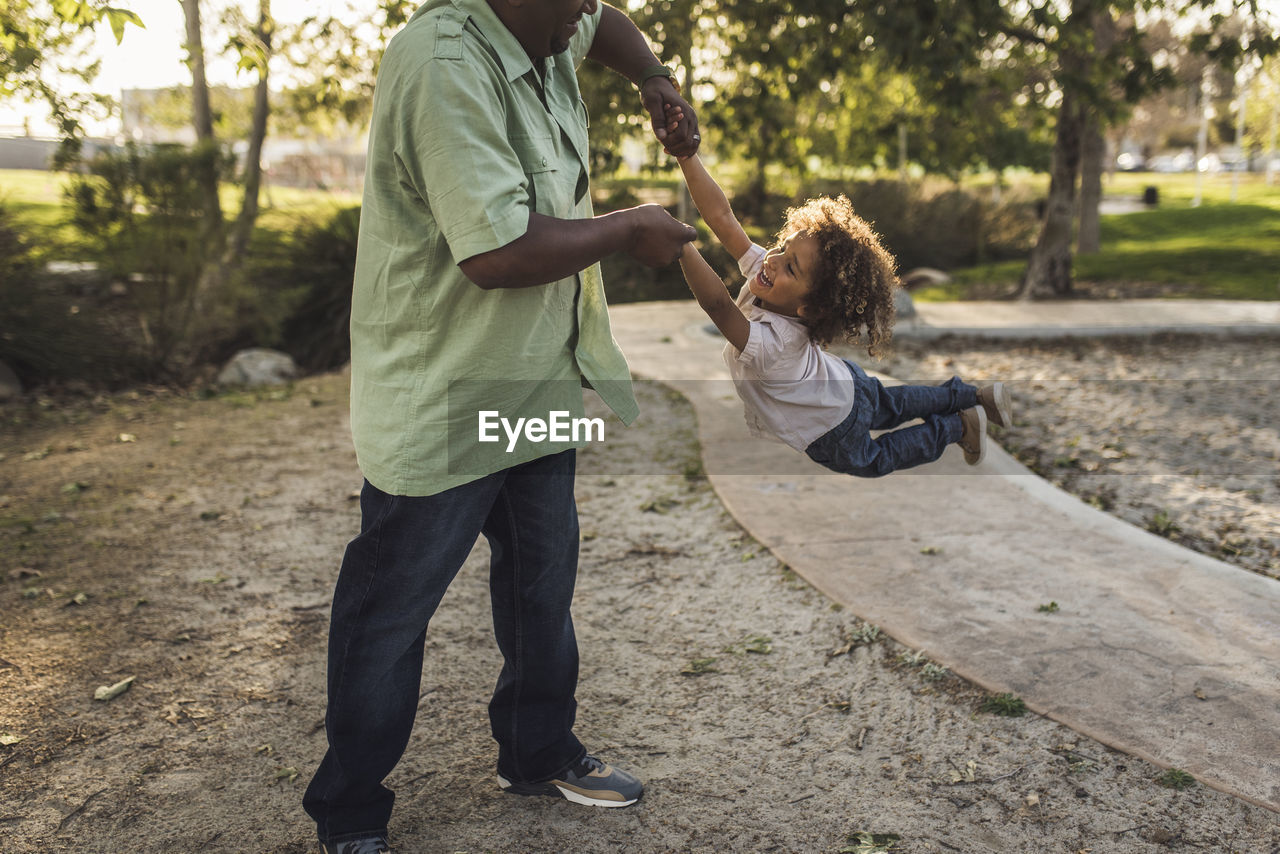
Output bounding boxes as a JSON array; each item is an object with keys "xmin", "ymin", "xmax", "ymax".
[{"xmin": 667, "ymin": 111, "xmax": 1010, "ymax": 477}]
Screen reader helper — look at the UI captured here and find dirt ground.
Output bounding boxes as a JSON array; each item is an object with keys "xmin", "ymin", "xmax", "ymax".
[{"xmin": 2, "ymin": 338, "xmax": 1279, "ymax": 853}]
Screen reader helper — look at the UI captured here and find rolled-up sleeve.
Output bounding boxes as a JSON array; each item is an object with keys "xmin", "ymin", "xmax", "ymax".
[{"xmin": 394, "ymin": 54, "xmax": 531, "ymax": 263}]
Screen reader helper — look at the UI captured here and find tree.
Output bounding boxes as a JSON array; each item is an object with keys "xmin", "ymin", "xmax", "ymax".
[
  {"xmin": 0, "ymin": 0, "xmax": 142, "ymax": 157},
  {"xmin": 176, "ymin": 0, "xmax": 273, "ymax": 313},
  {"xmin": 851, "ymin": 0, "xmax": 1277, "ymax": 298},
  {"xmin": 273, "ymin": 0, "xmax": 415, "ymax": 136}
]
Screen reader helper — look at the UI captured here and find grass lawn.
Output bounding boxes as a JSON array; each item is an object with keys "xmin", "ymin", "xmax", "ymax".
[
  {"xmin": 920, "ymin": 171, "xmax": 1280, "ymax": 301},
  {"xmin": 0, "ymin": 168, "xmax": 360, "ymax": 254},
  {"xmin": 4, "ymin": 166, "xmax": 1277, "ymax": 300}
]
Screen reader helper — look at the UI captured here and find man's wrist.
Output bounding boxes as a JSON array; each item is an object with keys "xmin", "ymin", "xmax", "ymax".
[{"xmin": 636, "ymin": 64, "xmax": 674, "ymax": 89}]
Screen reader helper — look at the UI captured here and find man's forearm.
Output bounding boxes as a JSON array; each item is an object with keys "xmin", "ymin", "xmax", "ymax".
[
  {"xmin": 458, "ymin": 211, "xmax": 633, "ymax": 290},
  {"xmin": 586, "ymin": 3, "xmax": 661, "ymax": 83}
]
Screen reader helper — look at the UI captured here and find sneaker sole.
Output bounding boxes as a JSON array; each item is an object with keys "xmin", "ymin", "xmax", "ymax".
[
  {"xmin": 962, "ymin": 406, "xmax": 987, "ymax": 466},
  {"xmin": 497, "ymin": 774, "xmax": 640, "ymax": 808},
  {"xmin": 986, "ymin": 381, "xmax": 1012, "ymax": 428}
]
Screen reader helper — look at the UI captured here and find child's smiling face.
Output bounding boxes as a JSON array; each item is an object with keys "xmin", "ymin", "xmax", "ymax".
[{"xmin": 749, "ymin": 231, "xmax": 820, "ymax": 317}]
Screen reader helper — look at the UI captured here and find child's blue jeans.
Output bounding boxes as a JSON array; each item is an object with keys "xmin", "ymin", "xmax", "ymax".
[{"xmin": 804, "ymin": 360, "xmax": 977, "ymax": 478}]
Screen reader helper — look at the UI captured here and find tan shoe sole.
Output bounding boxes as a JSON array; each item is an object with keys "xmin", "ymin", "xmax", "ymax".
[
  {"xmin": 959, "ymin": 406, "xmax": 987, "ymax": 465},
  {"xmin": 978, "ymin": 382, "xmax": 1012, "ymax": 428}
]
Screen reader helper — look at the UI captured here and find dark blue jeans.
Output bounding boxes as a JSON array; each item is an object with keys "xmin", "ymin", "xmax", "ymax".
[
  {"xmin": 804, "ymin": 360, "xmax": 977, "ymax": 478},
  {"xmin": 303, "ymin": 450, "xmax": 585, "ymax": 844}
]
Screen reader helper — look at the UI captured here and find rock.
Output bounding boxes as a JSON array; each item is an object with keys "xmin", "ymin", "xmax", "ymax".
[
  {"xmin": 894, "ymin": 287, "xmax": 916, "ymax": 319},
  {"xmin": 899, "ymin": 267, "xmax": 951, "ymax": 290},
  {"xmin": 0, "ymin": 361, "xmax": 21, "ymax": 401},
  {"xmin": 216, "ymin": 348, "xmax": 299, "ymax": 388}
]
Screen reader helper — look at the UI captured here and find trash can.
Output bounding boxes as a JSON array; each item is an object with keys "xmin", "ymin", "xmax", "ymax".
[{"xmin": 1143, "ymin": 186, "xmax": 1159, "ymax": 206}]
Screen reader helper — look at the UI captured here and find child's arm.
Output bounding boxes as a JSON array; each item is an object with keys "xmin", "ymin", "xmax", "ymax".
[
  {"xmin": 677, "ymin": 153, "xmax": 754, "ymax": 262},
  {"xmin": 679, "ymin": 243, "xmax": 750, "ymax": 353},
  {"xmin": 663, "ymin": 107, "xmax": 754, "ymax": 260}
]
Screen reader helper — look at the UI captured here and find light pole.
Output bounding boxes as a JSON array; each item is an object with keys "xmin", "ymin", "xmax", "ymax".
[
  {"xmin": 1193, "ymin": 66, "xmax": 1212, "ymax": 208},
  {"xmin": 1232, "ymin": 64, "xmax": 1250, "ymax": 203},
  {"xmin": 1268, "ymin": 72, "xmax": 1278, "ymax": 186}
]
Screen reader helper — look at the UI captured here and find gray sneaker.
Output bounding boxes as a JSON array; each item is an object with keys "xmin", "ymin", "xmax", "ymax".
[
  {"xmin": 320, "ymin": 835, "xmax": 393, "ymax": 854},
  {"xmin": 498, "ymin": 755, "xmax": 643, "ymax": 807}
]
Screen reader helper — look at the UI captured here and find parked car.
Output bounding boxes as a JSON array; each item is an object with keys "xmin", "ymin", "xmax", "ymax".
[
  {"xmin": 1148, "ymin": 152, "xmax": 1195, "ymax": 173},
  {"xmin": 1116, "ymin": 151, "xmax": 1146, "ymax": 171}
]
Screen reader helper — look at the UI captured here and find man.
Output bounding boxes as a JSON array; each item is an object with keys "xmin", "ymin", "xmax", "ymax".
[{"xmin": 302, "ymin": 0, "xmax": 701, "ymax": 851}]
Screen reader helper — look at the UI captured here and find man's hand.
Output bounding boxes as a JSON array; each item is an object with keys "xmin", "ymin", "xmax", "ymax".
[
  {"xmin": 640, "ymin": 77, "xmax": 700, "ymax": 158},
  {"xmin": 626, "ymin": 203, "xmax": 697, "ymax": 267}
]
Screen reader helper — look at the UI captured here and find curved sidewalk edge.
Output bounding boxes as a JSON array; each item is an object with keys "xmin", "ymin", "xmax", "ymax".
[
  {"xmin": 899, "ymin": 298, "xmax": 1280, "ymax": 339},
  {"xmin": 609, "ymin": 300, "xmax": 1280, "ymax": 814}
]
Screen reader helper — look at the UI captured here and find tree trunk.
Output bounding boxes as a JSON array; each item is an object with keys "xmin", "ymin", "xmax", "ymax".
[
  {"xmin": 1076, "ymin": 6, "xmax": 1116, "ymax": 257},
  {"xmin": 1077, "ymin": 110, "xmax": 1104, "ymax": 254},
  {"xmin": 187, "ymin": 0, "xmax": 275, "ymax": 340},
  {"xmin": 222, "ymin": 0, "xmax": 272, "ymax": 267},
  {"xmin": 1018, "ymin": 92, "xmax": 1084, "ymax": 299},
  {"xmin": 181, "ymin": 0, "xmax": 221, "ymax": 228}
]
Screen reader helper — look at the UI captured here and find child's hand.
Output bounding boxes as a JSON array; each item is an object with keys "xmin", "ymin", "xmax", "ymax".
[{"xmin": 664, "ymin": 104, "xmax": 692, "ymax": 161}]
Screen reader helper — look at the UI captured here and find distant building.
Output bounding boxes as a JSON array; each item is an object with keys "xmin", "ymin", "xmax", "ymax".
[
  {"xmin": 0, "ymin": 132, "xmax": 114, "ymax": 170},
  {"xmin": 119, "ymin": 86, "xmax": 366, "ymax": 192},
  {"xmin": 119, "ymin": 88, "xmax": 198, "ymax": 145}
]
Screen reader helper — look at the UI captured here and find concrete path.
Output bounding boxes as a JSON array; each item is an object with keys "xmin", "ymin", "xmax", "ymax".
[
  {"xmin": 900, "ymin": 298, "xmax": 1280, "ymax": 339},
  {"xmin": 608, "ymin": 299, "xmax": 1280, "ymax": 813}
]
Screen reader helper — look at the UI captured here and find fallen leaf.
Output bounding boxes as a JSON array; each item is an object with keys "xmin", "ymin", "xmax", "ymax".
[
  {"xmin": 93, "ymin": 676, "xmax": 136, "ymax": 701},
  {"xmin": 117, "ymin": 433, "xmax": 137, "ymax": 443},
  {"xmin": 0, "ymin": 733, "xmax": 25, "ymax": 746}
]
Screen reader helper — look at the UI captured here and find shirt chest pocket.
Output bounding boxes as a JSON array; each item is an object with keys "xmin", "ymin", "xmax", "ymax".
[{"xmin": 513, "ymin": 134, "xmax": 571, "ymax": 218}]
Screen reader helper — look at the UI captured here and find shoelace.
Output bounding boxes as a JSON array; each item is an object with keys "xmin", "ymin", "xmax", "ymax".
[{"xmin": 574, "ymin": 754, "xmax": 605, "ymax": 776}]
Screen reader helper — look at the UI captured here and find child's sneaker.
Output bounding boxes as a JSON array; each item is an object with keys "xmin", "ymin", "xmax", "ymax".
[
  {"xmin": 977, "ymin": 382, "xmax": 1011, "ymax": 428},
  {"xmin": 958, "ymin": 406, "xmax": 987, "ymax": 465}
]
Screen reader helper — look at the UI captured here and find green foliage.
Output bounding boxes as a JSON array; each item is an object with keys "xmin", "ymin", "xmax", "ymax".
[
  {"xmin": 63, "ymin": 142, "xmax": 274, "ymax": 382},
  {"xmin": 0, "ymin": 203, "xmax": 125, "ymax": 386},
  {"xmin": 273, "ymin": 1, "xmax": 416, "ymax": 136},
  {"xmin": 249, "ymin": 205, "xmax": 361, "ymax": 372},
  {"xmin": 0, "ymin": 1, "xmax": 142, "ymax": 158},
  {"xmin": 840, "ymin": 832, "xmax": 902, "ymax": 854},
  {"xmin": 927, "ymin": 174, "xmax": 1280, "ymax": 301},
  {"xmin": 120, "ymin": 85, "xmax": 261, "ymax": 141},
  {"xmin": 1146, "ymin": 510, "xmax": 1182, "ymax": 537},
  {"xmin": 1156, "ymin": 768, "xmax": 1196, "ymax": 790},
  {"xmin": 979, "ymin": 692, "xmax": 1028, "ymax": 717}
]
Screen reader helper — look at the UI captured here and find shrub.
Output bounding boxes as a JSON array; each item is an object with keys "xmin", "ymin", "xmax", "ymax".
[
  {"xmin": 0, "ymin": 203, "xmax": 125, "ymax": 388},
  {"xmin": 248, "ymin": 206, "xmax": 361, "ymax": 373},
  {"xmin": 839, "ymin": 179, "xmax": 1038, "ymax": 272},
  {"xmin": 66, "ymin": 142, "xmax": 240, "ymax": 382}
]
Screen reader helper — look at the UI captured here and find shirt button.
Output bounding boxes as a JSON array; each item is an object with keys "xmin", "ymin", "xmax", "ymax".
[{"xmin": 541, "ymin": 157, "xmax": 547, "ymax": 167}]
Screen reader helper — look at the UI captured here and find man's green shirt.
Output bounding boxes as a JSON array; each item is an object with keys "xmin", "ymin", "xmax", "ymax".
[{"xmin": 349, "ymin": 0, "xmax": 639, "ymax": 496}]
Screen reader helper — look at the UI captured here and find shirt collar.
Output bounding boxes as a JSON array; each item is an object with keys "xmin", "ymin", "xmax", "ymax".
[{"xmin": 451, "ymin": 0, "xmax": 547, "ymax": 84}]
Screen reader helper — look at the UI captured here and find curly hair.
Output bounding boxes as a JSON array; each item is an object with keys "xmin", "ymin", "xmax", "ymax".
[{"xmin": 778, "ymin": 195, "xmax": 897, "ymax": 358}]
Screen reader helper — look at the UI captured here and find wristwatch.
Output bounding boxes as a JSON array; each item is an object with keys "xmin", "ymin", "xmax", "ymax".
[{"xmin": 637, "ymin": 64, "xmax": 674, "ymax": 88}]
